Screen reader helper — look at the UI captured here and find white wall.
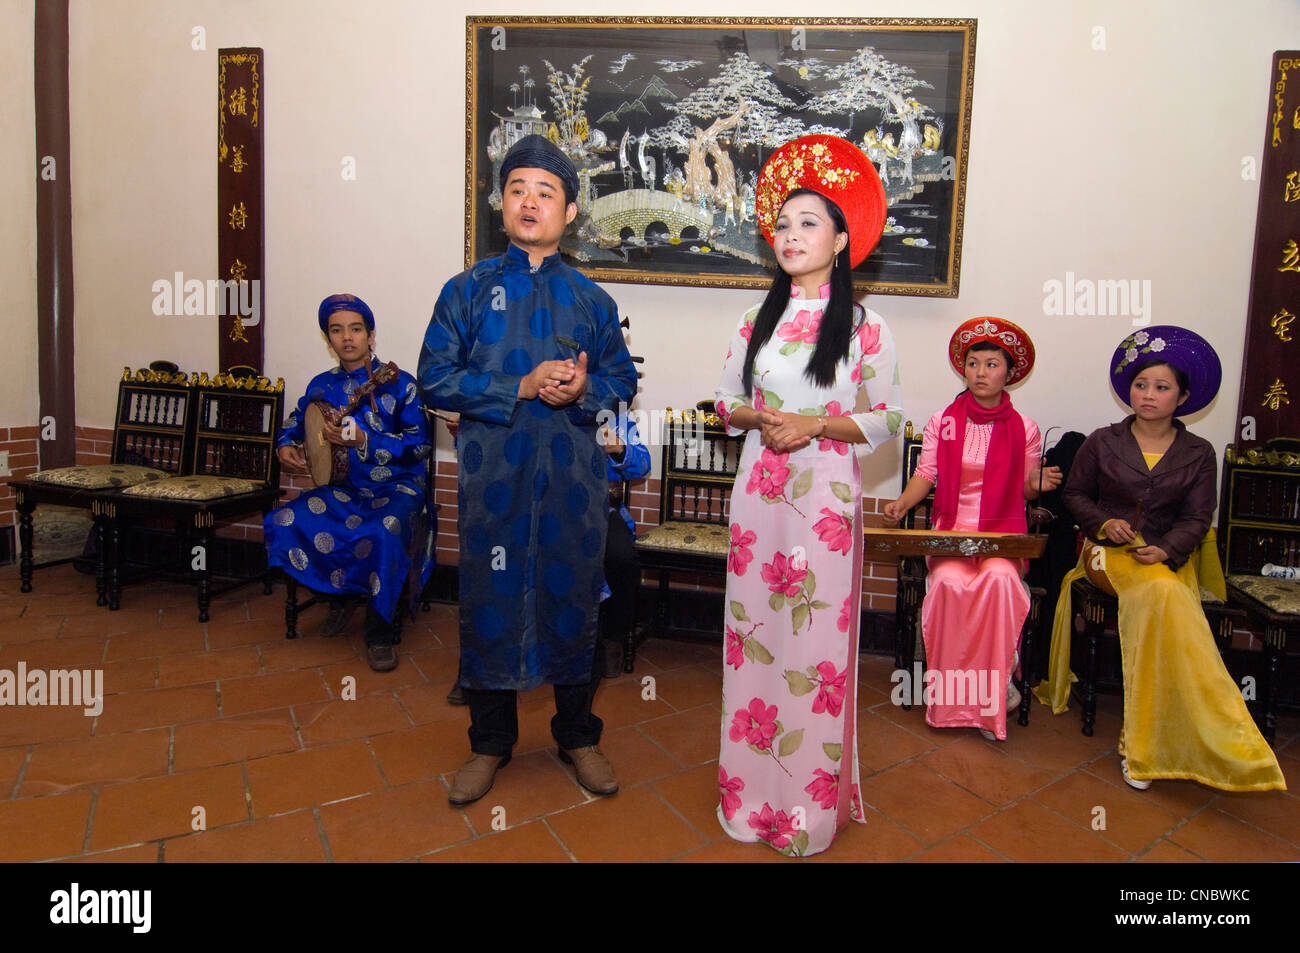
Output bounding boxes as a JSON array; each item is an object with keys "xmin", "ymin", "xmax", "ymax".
[
  {"xmin": 1, "ymin": 0, "xmax": 37, "ymax": 429},
  {"xmin": 48, "ymin": 0, "xmax": 1299, "ymax": 497}
]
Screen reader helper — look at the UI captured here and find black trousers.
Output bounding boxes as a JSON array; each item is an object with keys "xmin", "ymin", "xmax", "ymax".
[
  {"xmin": 364, "ymin": 603, "xmax": 397, "ymax": 646},
  {"xmin": 600, "ymin": 510, "xmax": 639, "ymax": 645},
  {"xmin": 465, "ymin": 639, "xmax": 604, "ymax": 756}
]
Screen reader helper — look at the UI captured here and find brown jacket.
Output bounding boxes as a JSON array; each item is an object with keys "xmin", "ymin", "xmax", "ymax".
[{"xmin": 1063, "ymin": 416, "xmax": 1217, "ymax": 569}]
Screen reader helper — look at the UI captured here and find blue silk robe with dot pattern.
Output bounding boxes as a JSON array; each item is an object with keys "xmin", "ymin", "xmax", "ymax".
[
  {"xmin": 264, "ymin": 359, "xmax": 434, "ymax": 623},
  {"xmin": 419, "ymin": 245, "xmax": 638, "ymax": 690}
]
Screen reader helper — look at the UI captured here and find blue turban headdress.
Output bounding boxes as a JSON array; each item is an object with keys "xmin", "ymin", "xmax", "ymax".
[
  {"xmin": 318, "ymin": 293, "xmax": 375, "ymax": 333},
  {"xmin": 499, "ymin": 134, "xmax": 579, "ymax": 205}
]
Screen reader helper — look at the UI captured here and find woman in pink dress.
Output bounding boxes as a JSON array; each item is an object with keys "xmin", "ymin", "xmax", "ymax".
[
  {"xmin": 883, "ymin": 318, "xmax": 1060, "ymax": 740},
  {"xmin": 715, "ymin": 136, "xmax": 902, "ymax": 857}
]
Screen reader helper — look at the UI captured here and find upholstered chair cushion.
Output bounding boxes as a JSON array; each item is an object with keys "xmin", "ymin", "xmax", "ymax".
[
  {"xmin": 29, "ymin": 464, "xmax": 167, "ymax": 490},
  {"xmin": 636, "ymin": 521, "xmax": 730, "ymax": 556},
  {"xmin": 121, "ymin": 475, "xmax": 261, "ymax": 501}
]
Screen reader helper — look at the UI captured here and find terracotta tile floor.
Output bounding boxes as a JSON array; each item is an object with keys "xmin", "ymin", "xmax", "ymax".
[{"xmin": 1, "ymin": 562, "xmax": 1297, "ymax": 863}]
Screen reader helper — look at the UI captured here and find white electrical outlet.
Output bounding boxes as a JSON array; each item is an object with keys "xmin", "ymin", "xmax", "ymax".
[{"xmin": 0, "ymin": 451, "xmax": 9, "ymax": 477}]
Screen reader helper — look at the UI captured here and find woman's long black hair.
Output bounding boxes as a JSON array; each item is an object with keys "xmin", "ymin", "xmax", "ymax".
[{"xmin": 741, "ymin": 189, "xmax": 860, "ymax": 397}]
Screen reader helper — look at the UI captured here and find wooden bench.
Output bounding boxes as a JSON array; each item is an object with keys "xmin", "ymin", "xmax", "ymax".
[
  {"xmin": 10, "ymin": 365, "xmax": 195, "ymax": 605},
  {"xmin": 633, "ymin": 404, "xmax": 743, "ymax": 653}
]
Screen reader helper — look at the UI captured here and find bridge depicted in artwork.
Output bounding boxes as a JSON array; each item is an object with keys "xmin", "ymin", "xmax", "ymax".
[{"xmin": 585, "ymin": 189, "xmax": 765, "ymax": 266}]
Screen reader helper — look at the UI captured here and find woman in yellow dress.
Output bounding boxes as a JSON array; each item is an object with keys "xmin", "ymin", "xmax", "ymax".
[{"xmin": 1047, "ymin": 326, "xmax": 1284, "ymax": 791}]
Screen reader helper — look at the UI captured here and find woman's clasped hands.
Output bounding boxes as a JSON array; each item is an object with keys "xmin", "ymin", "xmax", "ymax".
[{"xmin": 757, "ymin": 408, "xmax": 816, "ymax": 454}]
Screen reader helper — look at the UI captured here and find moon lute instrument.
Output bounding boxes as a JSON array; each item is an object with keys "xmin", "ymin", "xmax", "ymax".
[{"xmin": 302, "ymin": 361, "xmax": 399, "ymax": 487}]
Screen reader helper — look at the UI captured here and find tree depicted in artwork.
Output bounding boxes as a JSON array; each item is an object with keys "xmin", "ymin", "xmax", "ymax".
[
  {"xmin": 795, "ymin": 47, "xmax": 936, "ymax": 158},
  {"xmin": 683, "ymin": 104, "xmax": 748, "ymax": 214},
  {"xmin": 542, "ymin": 56, "xmax": 594, "ymax": 156},
  {"xmin": 519, "ymin": 64, "xmax": 537, "ymax": 113},
  {"xmin": 657, "ymin": 53, "xmax": 805, "ymax": 212}
]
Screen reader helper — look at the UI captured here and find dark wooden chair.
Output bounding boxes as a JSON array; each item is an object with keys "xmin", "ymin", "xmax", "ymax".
[
  {"xmin": 9, "ymin": 365, "xmax": 195, "ymax": 606},
  {"xmin": 892, "ymin": 420, "xmax": 1042, "ymax": 727},
  {"xmin": 99, "ymin": 371, "xmax": 284, "ymax": 621},
  {"xmin": 1220, "ymin": 438, "xmax": 1300, "ymax": 743},
  {"xmin": 894, "ymin": 421, "xmax": 934, "ymax": 697},
  {"xmin": 632, "ymin": 404, "xmax": 743, "ymax": 663}
]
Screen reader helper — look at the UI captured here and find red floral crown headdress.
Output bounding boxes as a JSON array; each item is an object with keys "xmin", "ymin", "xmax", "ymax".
[{"xmin": 755, "ymin": 135, "xmax": 887, "ymax": 268}]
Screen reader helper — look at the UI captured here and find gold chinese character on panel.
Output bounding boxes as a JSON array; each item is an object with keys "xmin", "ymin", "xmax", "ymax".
[
  {"xmin": 229, "ymin": 316, "xmax": 248, "ymax": 343},
  {"xmin": 1273, "ymin": 62, "xmax": 1295, "ymax": 147},
  {"xmin": 228, "ymin": 87, "xmax": 248, "ymax": 117},
  {"xmin": 228, "ymin": 202, "xmax": 248, "ymax": 230},
  {"xmin": 1287, "ymin": 172, "xmax": 1300, "ymax": 203},
  {"xmin": 1273, "ymin": 307, "xmax": 1296, "ymax": 342},
  {"xmin": 230, "ymin": 259, "xmax": 248, "ymax": 284},
  {"xmin": 1261, "ymin": 378, "xmax": 1291, "ymax": 411},
  {"xmin": 230, "ymin": 145, "xmax": 246, "ymax": 173},
  {"xmin": 1281, "ymin": 239, "xmax": 1300, "ymax": 273}
]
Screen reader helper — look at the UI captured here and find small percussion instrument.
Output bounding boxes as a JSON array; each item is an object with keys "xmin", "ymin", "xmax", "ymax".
[
  {"xmin": 302, "ymin": 361, "xmax": 398, "ymax": 487},
  {"xmin": 862, "ymin": 527, "xmax": 1048, "ymax": 560}
]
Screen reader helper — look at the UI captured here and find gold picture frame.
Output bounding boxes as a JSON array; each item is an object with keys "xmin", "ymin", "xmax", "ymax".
[{"xmin": 465, "ymin": 16, "xmax": 976, "ymax": 297}]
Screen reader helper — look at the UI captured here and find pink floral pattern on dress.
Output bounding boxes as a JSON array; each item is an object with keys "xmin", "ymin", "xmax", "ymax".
[
  {"xmin": 749, "ymin": 803, "xmax": 799, "ymax": 849},
  {"xmin": 778, "ymin": 308, "xmax": 822, "ymax": 344},
  {"xmin": 811, "ymin": 661, "xmax": 847, "ymax": 717},
  {"xmin": 725, "ymin": 625, "xmax": 746, "ymax": 670},
  {"xmin": 857, "ymin": 320, "xmax": 882, "ymax": 355},
  {"xmin": 729, "ymin": 524, "xmax": 757, "ymax": 575},
  {"xmin": 729, "ymin": 697, "xmax": 779, "ymax": 750},
  {"xmin": 761, "ymin": 551, "xmax": 808, "ymax": 598},
  {"xmin": 719, "ymin": 767, "xmax": 745, "ymax": 820},
  {"xmin": 813, "ymin": 508, "xmax": 853, "ymax": 555},
  {"xmin": 725, "ymin": 611, "xmax": 773, "ymax": 671},
  {"xmin": 817, "ymin": 400, "xmax": 851, "ymax": 456},
  {"xmin": 805, "ymin": 769, "xmax": 839, "ymax": 810},
  {"xmin": 746, "ymin": 447, "xmax": 790, "ymax": 500},
  {"xmin": 838, "ymin": 595, "xmax": 852, "ymax": 633}
]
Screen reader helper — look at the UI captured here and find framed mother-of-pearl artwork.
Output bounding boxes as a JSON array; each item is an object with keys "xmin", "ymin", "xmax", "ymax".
[{"xmin": 465, "ymin": 16, "xmax": 976, "ymax": 297}]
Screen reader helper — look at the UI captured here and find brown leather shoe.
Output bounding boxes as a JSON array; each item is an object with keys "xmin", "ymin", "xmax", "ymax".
[
  {"xmin": 448, "ymin": 753, "xmax": 510, "ymax": 805},
  {"xmin": 446, "ymin": 682, "xmax": 466, "ymax": 706},
  {"xmin": 559, "ymin": 745, "xmax": 619, "ymax": 796},
  {"xmin": 365, "ymin": 642, "xmax": 398, "ymax": 673}
]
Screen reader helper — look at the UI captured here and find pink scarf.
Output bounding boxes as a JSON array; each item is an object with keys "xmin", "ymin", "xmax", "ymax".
[{"xmin": 933, "ymin": 391, "xmax": 1027, "ymax": 534}]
